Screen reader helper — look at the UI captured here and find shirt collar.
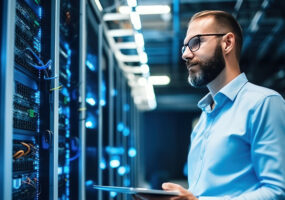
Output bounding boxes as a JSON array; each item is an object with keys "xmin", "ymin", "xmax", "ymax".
[{"xmin": 198, "ymin": 73, "xmax": 248, "ymax": 110}]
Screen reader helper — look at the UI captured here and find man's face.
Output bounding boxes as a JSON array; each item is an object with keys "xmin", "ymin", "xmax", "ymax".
[
  {"xmin": 187, "ymin": 44, "xmax": 225, "ymax": 88},
  {"xmin": 182, "ymin": 17, "xmax": 226, "ymax": 88}
]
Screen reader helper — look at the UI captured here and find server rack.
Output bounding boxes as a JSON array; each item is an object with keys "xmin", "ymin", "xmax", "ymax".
[
  {"xmin": 84, "ymin": 2, "xmax": 101, "ymax": 200},
  {"xmin": 1, "ymin": 1, "xmax": 15, "ymax": 200},
  {"xmin": 100, "ymin": 41, "xmax": 111, "ymax": 200},
  {"xmin": 58, "ymin": 1, "xmax": 81, "ymax": 199},
  {"xmin": 13, "ymin": 0, "xmax": 53, "ymax": 199}
]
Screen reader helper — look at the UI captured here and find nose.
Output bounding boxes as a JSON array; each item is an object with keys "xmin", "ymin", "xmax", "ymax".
[{"xmin": 182, "ymin": 46, "xmax": 194, "ymax": 61}]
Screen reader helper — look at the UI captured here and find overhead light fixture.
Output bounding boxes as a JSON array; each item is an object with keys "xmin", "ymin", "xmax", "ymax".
[
  {"xmin": 119, "ymin": 5, "xmax": 171, "ymax": 15},
  {"xmin": 138, "ymin": 77, "xmax": 147, "ymax": 86},
  {"xmin": 127, "ymin": 0, "xmax": 137, "ymax": 7},
  {"xmin": 141, "ymin": 64, "xmax": 149, "ymax": 74},
  {"xmin": 130, "ymin": 12, "xmax": 141, "ymax": 30},
  {"xmin": 134, "ymin": 33, "xmax": 144, "ymax": 47},
  {"xmin": 94, "ymin": 0, "xmax": 103, "ymax": 11},
  {"xmin": 149, "ymin": 75, "xmax": 170, "ymax": 85},
  {"xmin": 140, "ymin": 52, "xmax": 148, "ymax": 64}
]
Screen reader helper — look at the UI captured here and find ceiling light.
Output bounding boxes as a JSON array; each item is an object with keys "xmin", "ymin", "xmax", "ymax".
[
  {"xmin": 94, "ymin": 0, "xmax": 103, "ymax": 11},
  {"xmin": 149, "ymin": 75, "xmax": 170, "ymax": 85},
  {"xmin": 135, "ymin": 33, "xmax": 144, "ymax": 47},
  {"xmin": 141, "ymin": 64, "xmax": 149, "ymax": 74},
  {"xmin": 127, "ymin": 0, "xmax": 137, "ymax": 7},
  {"xmin": 140, "ymin": 52, "xmax": 148, "ymax": 64},
  {"xmin": 119, "ymin": 5, "xmax": 171, "ymax": 15},
  {"xmin": 118, "ymin": 6, "xmax": 131, "ymax": 14},
  {"xmin": 138, "ymin": 77, "xmax": 147, "ymax": 86},
  {"xmin": 130, "ymin": 12, "xmax": 141, "ymax": 30}
]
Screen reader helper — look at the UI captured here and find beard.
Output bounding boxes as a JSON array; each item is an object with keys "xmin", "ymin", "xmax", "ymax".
[{"xmin": 187, "ymin": 45, "xmax": 225, "ymax": 88}]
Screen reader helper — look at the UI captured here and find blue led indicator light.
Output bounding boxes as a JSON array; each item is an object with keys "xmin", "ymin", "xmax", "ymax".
[
  {"xmin": 117, "ymin": 122, "xmax": 124, "ymax": 132},
  {"xmin": 128, "ymin": 147, "xmax": 137, "ymax": 157},
  {"xmin": 86, "ymin": 180, "xmax": 94, "ymax": 186},
  {"xmin": 123, "ymin": 127, "xmax": 130, "ymax": 136},
  {"xmin": 110, "ymin": 156, "xmax": 120, "ymax": 168},
  {"xmin": 110, "ymin": 192, "xmax": 117, "ymax": 197}
]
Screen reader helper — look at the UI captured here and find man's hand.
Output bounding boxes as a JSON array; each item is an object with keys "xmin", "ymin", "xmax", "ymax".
[{"xmin": 132, "ymin": 182, "xmax": 198, "ymax": 200}]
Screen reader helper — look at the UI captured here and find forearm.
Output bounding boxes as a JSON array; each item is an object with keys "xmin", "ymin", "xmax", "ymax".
[{"xmin": 198, "ymin": 186, "xmax": 285, "ymax": 200}]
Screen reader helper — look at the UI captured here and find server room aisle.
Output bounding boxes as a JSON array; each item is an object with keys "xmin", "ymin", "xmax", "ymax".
[{"xmin": 1, "ymin": 0, "xmax": 285, "ymax": 200}]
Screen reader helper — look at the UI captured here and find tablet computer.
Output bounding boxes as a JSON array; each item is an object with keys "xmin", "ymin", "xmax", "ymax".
[{"xmin": 93, "ymin": 185, "xmax": 180, "ymax": 196}]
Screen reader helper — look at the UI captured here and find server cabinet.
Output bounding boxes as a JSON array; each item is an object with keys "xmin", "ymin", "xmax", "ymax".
[
  {"xmin": 109, "ymin": 64, "xmax": 138, "ymax": 200},
  {"xmin": 1, "ymin": 1, "xmax": 15, "ymax": 199},
  {"xmin": 100, "ymin": 42, "xmax": 113, "ymax": 200},
  {"xmin": 58, "ymin": 0, "xmax": 81, "ymax": 199},
  {"xmin": 84, "ymin": 3, "xmax": 101, "ymax": 200},
  {"xmin": 11, "ymin": 0, "xmax": 54, "ymax": 199}
]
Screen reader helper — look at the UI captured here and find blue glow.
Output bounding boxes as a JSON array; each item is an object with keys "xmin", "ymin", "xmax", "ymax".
[
  {"xmin": 65, "ymin": 151, "xmax": 70, "ymax": 159},
  {"xmin": 123, "ymin": 104, "xmax": 130, "ymax": 112},
  {"xmin": 67, "ymin": 59, "xmax": 71, "ymax": 66},
  {"xmin": 64, "ymin": 42, "xmax": 70, "ymax": 51},
  {"xmin": 85, "ymin": 180, "xmax": 94, "ymax": 186},
  {"xmin": 64, "ymin": 166, "xmax": 70, "ymax": 174},
  {"xmin": 58, "ymin": 106, "xmax": 62, "ymax": 114},
  {"xmin": 123, "ymin": 127, "xmax": 130, "ymax": 136},
  {"xmin": 100, "ymin": 158, "xmax": 106, "ymax": 170},
  {"xmin": 37, "ymin": 118, "xmax": 40, "ymax": 132},
  {"xmin": 58, "ymin": 167, "xmax": 63, "ymax": 175},
  {"xmin": 124, "ymin": 178, "xmax": 131, "ymax": 186},
  {"xmin": 118, "ymin": 166, "xmax": 126, "ymax": 176},
  {"xmin": 110, "ymin": 156, "xmax": 120, "ymax": 168},
  {"xmin": 13, "ymin": 178, "xmax": 21, "ymax": 189},
  {"xmin": 105, "ymin": 146, "xmax": 124, "ymax": 155},
  {"xmin": 39, "ymin": 6, "xmax": 42, "ymax": 18},
  {"xmin": 85, "ymin": 121, "xmax": 93, "ymax": 128},
  {"xmin": 86, "ymin": 60, "xmax": 96, "ymax": 72},
  {"xmin": 86, "ymin": 54, "xmax": 97, "ymax": 71},
  {"xmin": 100, "ymin": 99, "xmax": 106, "ymax": 106},
  {"xmin": 110, "ymin": 192, "xmax": 117, "ymax": 198},
  {"xmin": 66, "ymin": 107, "xmax": 71, "ymax": 116},
  {"xmin": 38, "ymin": 28, "xmax": 42, "ymax": 39},
  {"xmin": 66, "ymin": 69, "xmax": 71, "ymax": 78},
  {"xmin": 100, "ymin": 81, "xmax": 106, "ymax": 106},
  {"xmin": 86, "ymin": 97, "xmax": 96, "ymax": 106},
  {"xmin": 67, "ymin": 49, "xmax": 72, "ymax": 56},
  {"xmin": 38, "ymin": 29, "xmax": 42, "ymax": 52},
  {"xmin": 117, "ymin": 122, "xmax": 124, "ymax": 132},
  {"xmin": 86, "ymin": 92, "xmax": 97, "ymax": 106},
  {"xmin": 85, "ymin": 114, "xmax": 97, "ymax": 129},
  {"xmin": 111, "ymin": 89, "xmax": 117, "ymax": 97},
  {"xmin": 128, "ymin": 147, "xmax": 137, "ymax": 157},
  {"xmin": 42, "ymin": 134, "xmax": 49, "ymax": 149},
  {"xmin": 35, "ymin": 91, "xmax": 40, "ymax": 103},
  {"xmin": 61, "ymin": 87, "xmax": 69, "ymax": 97},
  {"xmin": 66, "ymin": 130, "xmax": 70, "ymax": 138}
]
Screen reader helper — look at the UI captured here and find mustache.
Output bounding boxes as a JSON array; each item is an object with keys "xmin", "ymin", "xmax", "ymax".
[{"xmin": 186, "ymin": 60, "xmax": 199, "ymax": 69}]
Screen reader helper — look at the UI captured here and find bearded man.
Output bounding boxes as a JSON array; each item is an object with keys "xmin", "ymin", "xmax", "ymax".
[{"xmin": 134, "ymin": 10, "xmax": 285, "ymax": 200}]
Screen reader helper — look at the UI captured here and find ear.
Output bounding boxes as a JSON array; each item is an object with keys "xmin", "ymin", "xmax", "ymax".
[{"xmin": 222, "ymin": 32, "xmax": 235, "ymax": 56}]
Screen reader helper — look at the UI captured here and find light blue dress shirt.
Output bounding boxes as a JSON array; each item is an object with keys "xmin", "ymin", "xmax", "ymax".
[{"xmin": 188, "ymin": 73, "xmax": 285, "ymax": 200}]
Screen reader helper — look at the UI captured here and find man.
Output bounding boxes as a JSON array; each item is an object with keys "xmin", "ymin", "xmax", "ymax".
[{"xmin": 134, "ymin": 10, "xmax": 285, "ymax": 200}]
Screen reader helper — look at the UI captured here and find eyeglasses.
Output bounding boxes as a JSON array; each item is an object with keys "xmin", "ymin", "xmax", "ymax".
[{"xmin": 182, "ymin": 33, "xmax": 226, "ymax": 54}]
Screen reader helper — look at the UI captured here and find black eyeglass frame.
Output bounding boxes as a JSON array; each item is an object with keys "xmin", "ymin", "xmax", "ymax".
[{"xmin": 182, "ymin": 33, "xmax": 226, "ymax": 54}]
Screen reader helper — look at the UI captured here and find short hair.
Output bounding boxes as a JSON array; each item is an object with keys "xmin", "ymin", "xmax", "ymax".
[{"xmin": 190, "ymin": 10, "xmax": 243, "ymax": 60}]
